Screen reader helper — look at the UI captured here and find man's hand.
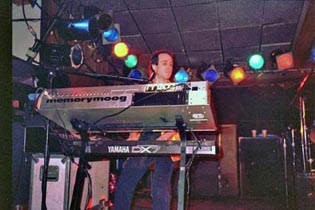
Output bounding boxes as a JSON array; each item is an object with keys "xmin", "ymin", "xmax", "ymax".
[{"xmin": 127, "ymin": 132, "xmax": 141, "ymax": 141}]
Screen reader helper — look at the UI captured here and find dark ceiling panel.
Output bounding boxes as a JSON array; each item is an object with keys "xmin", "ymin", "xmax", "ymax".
[
  {"xmin": 124, "ymin": 0, "xmax": 170, "ymax": 10},
  {"xmin": 187, "ymin": 50, "xmax": 222, "ymax": 68},
  {"xmin": 144, "ymin": 32, "xmax": 184, "ymax": 52},
  {"xmin": 121, "ymin": 35, "xmax": 150, "ymax": 54},
  {"xmin": 224, "ymin": 46, "xmax": 259, "ymax": 63},
  {"xmin": 173, "ymin": 3, "xmax": 218, "ymax": 32},
  {"xmin": 218, "ymin": 0, "xmax": 264, "ymax": 29},
  {"xmin": 114, "ymin": 11, "xmax": 140, "ymax": 35},
  {"xmin": 221, "ymin": 26, "xmax": 260, "ymax": 49},
  {"xmin": 263, "ymin": 1, "xmax": 304, "ymax": 24},
  {"xmin": 96, "ymin": 0, "xmax": 127, "ymax": 11},
  {"xmin": 173, "ymin": 52, "xmax": 190, "ymax": 68},
  {"xmin": 262, "ymin": 23, "xmax": 297, "ymax": 45},
  {"xmin": 131, "ymin": 8, "xmax": 177, "ymax": 34},
  {"xmin": 171, "ymin": 0, "xmax": 216, "ymax": 7},
  {"xmin": 182, "ymin": 29, "xmax": 221, "ymax": 51}
]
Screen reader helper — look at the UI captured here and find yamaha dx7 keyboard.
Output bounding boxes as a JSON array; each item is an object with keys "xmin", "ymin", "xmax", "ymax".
[
  {"xmin": 36, "ymin": 81, "xmax": 217, "ymax": 132},
  {"xmin": 66, "ymin": 139, "xmax": 217, "ymax": 156}
]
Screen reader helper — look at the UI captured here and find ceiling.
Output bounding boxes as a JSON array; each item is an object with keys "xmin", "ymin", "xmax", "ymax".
[
  {"xmin": 13, "ymin": 0, "xmax": 315, "ymax": 87},
  {"xmin": 94, "ymin": 0, "xmax": 315, "ymax": 72}
]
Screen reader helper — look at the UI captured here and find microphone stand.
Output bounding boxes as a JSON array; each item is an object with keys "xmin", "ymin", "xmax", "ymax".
[
  {"xmin": 40, "ymin": 68, "xmax": 56, "ymax": 210},
  {"xmin": 61, "ymin": 69, "xmax": 150, "ymax": 84}
]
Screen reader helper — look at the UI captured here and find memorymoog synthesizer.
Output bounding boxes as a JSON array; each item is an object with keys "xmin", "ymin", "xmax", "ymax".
[{"xmin": 36, "ymin": 81, "xmax": 217, "ymax": 133}]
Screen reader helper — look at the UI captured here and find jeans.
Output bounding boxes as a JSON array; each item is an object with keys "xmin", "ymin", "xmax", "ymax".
[{"xmin": 113, "ymin": 156, "xmax": 175, "ymax": 210}]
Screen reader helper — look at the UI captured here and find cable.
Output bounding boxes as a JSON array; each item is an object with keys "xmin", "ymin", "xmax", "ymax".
[
  {"xmin": 22, "ymin": 0, "xmax": 38, "ymax": 40},
  {"xmin": 12, "ymin": 18, "xmax": 41, "ymax": 22},
  {"xmin": 184, "ymin": 131, "xmax": 202, "ymax": 210}
]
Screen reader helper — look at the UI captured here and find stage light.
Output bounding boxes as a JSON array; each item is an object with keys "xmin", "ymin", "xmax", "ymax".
[
  {"xmin": 229, "ymin": 67, "xmax": 246, "ymax": 85},
  {"xmin": 174, "ymin": 68, "xmax": 189, "ymax": 83},
  {"xmin": 113, "ymin": 41, "xmax": 129, "ymax": 58},
  {"xmin": 270, "ymin": 49, "xmax": 294, "ymax": 70},
  {"xmin": 223, "ymin": 61, "xmax": 246, "ymax": 85},
  {"xmin": 311, "ymin": 48, "xmax": 315, "ymax": 62},
  {"xmin": 125, "ymin": 54, "xmax": 138, "ymax": 69},
  {"xmin": 277, "ymin": 52, "xmax": 294, "ymax": 70},
  {"xmin": 128, "ymin": 68, "xmax": 145, "ymax": 79},
  {"xmin": 248, "ymin": 53, "xmax": 264, "ymax": 70},
  {"xmin": 201, "ymin": 65, "xmax": 219, "ymax": 83},
  {"xmin": 57, "ymin": 14, "xmax": 112, "ymax": 41},
  {"xmin": 102, "ymin": 24, "xmax": 120, "ymax": 44}
]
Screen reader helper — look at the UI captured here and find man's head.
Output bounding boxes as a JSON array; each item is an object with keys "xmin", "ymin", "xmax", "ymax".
[{"xmin": 148, "ymin": 49, "xmax": 174, "ymax": 83}]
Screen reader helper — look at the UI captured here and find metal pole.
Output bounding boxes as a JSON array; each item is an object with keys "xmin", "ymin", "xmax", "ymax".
[
  {"xmin": 291, "ymin": 128, "xmax": 297, "ymax": 210},
  {"xmin": 176, "ymin": 116, "xmax": 187, "ymax": 210},
  {"xmin": 282, "ymin": 136, "xmax": 289, "ymax": 209},
  {"xmin": 299, "ymin": 96, "xmax": 307, "ymax": 172}
]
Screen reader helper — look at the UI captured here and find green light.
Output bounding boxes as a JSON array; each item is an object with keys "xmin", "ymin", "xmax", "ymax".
[
  {"xmin": 249, "ymin": 54, "xmax": 264, "ymax": 70},
  {"xmin": 125, "ymin": 54, "xmax": 138, "ymax": 68}
]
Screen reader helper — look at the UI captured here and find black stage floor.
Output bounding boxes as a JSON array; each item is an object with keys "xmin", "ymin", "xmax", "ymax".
[{"xmin": 132, "ymin": 195, "xmax": 290, "ymax": 210}]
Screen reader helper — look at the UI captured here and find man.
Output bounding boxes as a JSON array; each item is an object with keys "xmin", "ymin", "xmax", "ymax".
[{"xmin": 113, "ymin": 49, "xmax": 179, "ymax": 210}]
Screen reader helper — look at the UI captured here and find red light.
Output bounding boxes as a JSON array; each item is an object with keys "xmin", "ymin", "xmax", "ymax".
[
  {"xmin": 276, "ymin": 52, "xmax": 294, "ymax": 70},
  {"xmin": 109, "ymin": 200, "xmax": 114, "ymax": 207},
  {"xmin": 229, "ymin": 67, "xmax": 246, "ymax": 85},
  {"xmin": 12, "ymin": 100, "xmax": 19, "ymax": 108}
]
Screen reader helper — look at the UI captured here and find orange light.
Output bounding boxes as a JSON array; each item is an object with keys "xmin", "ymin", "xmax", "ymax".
[
  {"xmin": 113, "ymin": 42, "xmax": 129, "ymax": 58},
  {"xmin": 276, "ymin": 52, "xmax": 294, "ymax": 70},
  {"xmin": 229, "ymin": 67, "xmax": 246, "ymax": 85}
]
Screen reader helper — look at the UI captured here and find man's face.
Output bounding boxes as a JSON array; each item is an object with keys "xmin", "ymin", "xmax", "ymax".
[{"xmin": 152, "ymin": 53, "xmax": 174, "ymax": 82}]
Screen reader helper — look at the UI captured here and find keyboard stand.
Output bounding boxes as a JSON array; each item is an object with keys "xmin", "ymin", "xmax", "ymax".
[
  {"xmin": 69, "ymin": 116, "xmax": 190, "ymax": 210},
  {"xmin": 176, "ymin": 115, "xmax": 187, "ymax": 210},
  {"xmin": 69, "ymin": 119, "xmax": 91, "ymax": 210}
]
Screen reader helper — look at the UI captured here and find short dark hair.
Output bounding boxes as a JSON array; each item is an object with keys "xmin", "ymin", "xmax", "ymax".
[{"xmin": 150, "ymin": 49, "xmax": 174, "ymax": 65}]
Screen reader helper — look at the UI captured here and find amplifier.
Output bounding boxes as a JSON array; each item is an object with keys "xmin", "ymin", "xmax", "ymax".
[
  {"xmin": 29, "ymin": 154, "xmax": 109, "ymax": 210},
  {"xmin": 295, "ymin": 173, "xmax": 315, "ymax": 210},
  {"xmin": 238, "ymin": 137, "xmax": 285, "ymax": 199}
]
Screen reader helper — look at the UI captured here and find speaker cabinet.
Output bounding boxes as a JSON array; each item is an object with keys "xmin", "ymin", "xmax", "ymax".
[
  {"xmin": 295, "ymin": 173, "xmax": 315, "ymax": 210},
  {"xmin": 219, "ymin": 124, "xmax": 238, "ymax": 196},
  {"xmin": 239, "ymin": 137, "xmax": 285, "ymax": 199},
  {"xmin": 186, "ymin": 124, "xmax": 238, "ymax": 198},
  {"xmin": 29, "ymin": 154, "xmax": 109, "ymax": 210},
  {"xmin": 190, "ymin": 160, "xmax": 220, "ymax": 198}
]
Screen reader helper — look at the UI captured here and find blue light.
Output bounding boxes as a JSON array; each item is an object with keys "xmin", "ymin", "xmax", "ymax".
[
  {"xmin": 174, "ymin": 69, "xmax": 189, "ymax": 83},
  {"xmin": 28, "ymin": 93, "xmax": 40, "ymax": 101},
  {"xmin": 312, "ymin": 48, "xmax": 315, "ymax": 62},
  {"xmin": 129, "ymin": 69, "xmax": 143, "ymax": 79},
  {"xmin": 202, "ymin": 68, "xmax": 218, "ymax": 82},
  {"xmin": 103, "ymin": 28, "xmax": 119, "ymax": 42},
  {"xmin": 72, "ymin": 20, "xmax": 89, "ymax": 32}
]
